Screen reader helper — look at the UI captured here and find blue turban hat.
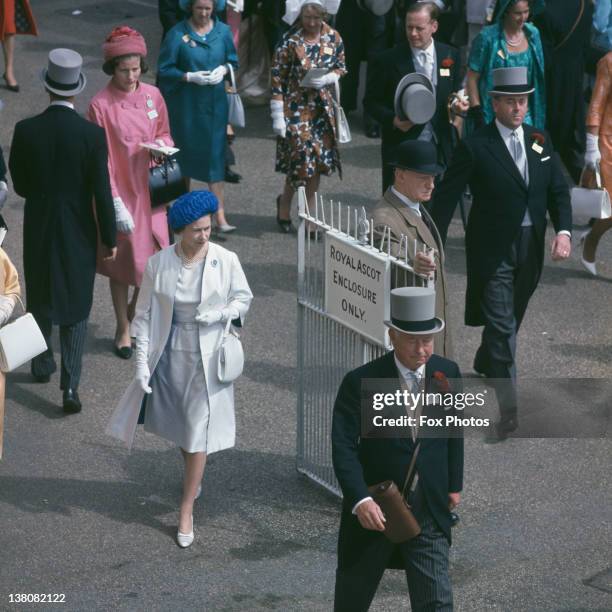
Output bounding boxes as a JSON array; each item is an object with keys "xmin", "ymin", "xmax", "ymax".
[{"xmin": 168, "ymin": 190, "xmax": 218, "ymax": 231}]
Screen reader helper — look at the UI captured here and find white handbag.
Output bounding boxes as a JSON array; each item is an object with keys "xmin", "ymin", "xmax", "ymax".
[
  {"xmin": 570, "ymin": 167, "xmax": 612, "ymax": 225},
  {"xmin": 332, "ymin": 80, "xmax": 351, "ymax": 144},
  {"xmin": 0, "ymin": 299, "xmax": 47, "ymax": 373},
  {"xmin": 226, "ymin": 64, "xmax": 246, "ymax": 129},
  {"xmin": 217, "ymin": 318, "xmax": 244, "ymax": 383}
]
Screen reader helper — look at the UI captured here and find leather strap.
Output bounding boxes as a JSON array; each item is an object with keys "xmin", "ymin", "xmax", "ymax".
[
  {"xmin": 554, "ymin": 0, "xmax": 585, "ymax": 51},
  {"xmin": 401, "ymin": 442, "xmax": 421, "ymax": 498}
]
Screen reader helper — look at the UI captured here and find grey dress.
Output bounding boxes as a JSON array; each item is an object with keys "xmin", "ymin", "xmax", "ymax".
[{"xmin": 145, "ymin": 254, "xmax": 210, "ymax": 452}]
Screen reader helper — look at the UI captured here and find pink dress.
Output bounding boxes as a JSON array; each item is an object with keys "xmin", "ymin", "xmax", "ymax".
[{"xmin": 88, "ymin": 81, "xmax": 173, "ymax": 287}]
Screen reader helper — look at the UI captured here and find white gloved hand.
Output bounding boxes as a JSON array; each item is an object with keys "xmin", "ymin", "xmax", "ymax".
[
  {"xmin": 309, "ymin": 71, "xmax": 340, "ymax": 90},
  {"xmin": 207, "ymin": 65, "xmax": 228, "ymax": 86},
  {"xmin": 270, "ymin": 99, "xmax": 286, "ymax": 137},
  {"xmin": 585, "ymin": 133, "xmax": 601, "ymax": 169},
  {"xmin": 135, "ymin": 337, "xmax": 152, "ymax": 394},
  {"xmin": 186, "ymin": 71, "xmax": 211, "ymax": 86},
  {"xmin": 113, "ymin": 197, "xmax": 135, "ymax": 234},
  {"xmin": 0, "ymin": 294, "xmax": 15, "ymax": 327},
  {"xmin": 0, "ymin": 181, "xmax": 8, "ymax": 210},
  {"xmin": 195, "ymin": 306, "xmax": 239, "ymax": 326}
]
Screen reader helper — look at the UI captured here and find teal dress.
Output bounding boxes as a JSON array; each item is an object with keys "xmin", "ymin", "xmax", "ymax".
[
  {"xmin": 468, "ymin": 21, "xmax": 546, "ymax": 129},
  {"xmin": 158, "ymin": 19, "xmax": 238, "ymax": 183}
]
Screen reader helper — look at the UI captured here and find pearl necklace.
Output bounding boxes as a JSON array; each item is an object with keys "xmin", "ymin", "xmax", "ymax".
[
  {"xmin": 505, "ymin": 30, "xmax": 525, "ymax": 47},
  {"xmin": 176, "ymin": 241, "xmax": 207, "ymax": 268}
]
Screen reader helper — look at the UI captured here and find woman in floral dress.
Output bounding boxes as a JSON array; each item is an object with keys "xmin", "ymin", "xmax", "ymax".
[{"xmin": 270, "ymin": 0, "xmax": 345, "ymax": 233}]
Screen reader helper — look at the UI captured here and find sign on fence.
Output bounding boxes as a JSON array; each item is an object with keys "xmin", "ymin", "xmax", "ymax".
[{"xmin": 324, "ymin": 232, "xmax": 390, "ymax": 345}]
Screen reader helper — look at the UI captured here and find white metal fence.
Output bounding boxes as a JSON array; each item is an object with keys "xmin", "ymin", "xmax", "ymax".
[{"xmin": 296, "ymin": 187, "xmax": 432, "ymax": 495}]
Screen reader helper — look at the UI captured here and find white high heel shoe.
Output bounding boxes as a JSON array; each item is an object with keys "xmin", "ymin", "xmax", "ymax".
[
  {"xmin": 195, "ymin": 484, "xmax": 202, "ymax": 500},
  {"xmin": 177, "ymin": 515, "xmax": 194, "ymax": 548},
  {"xmin": 578, "ymin": 230, "xmax": 598, "ymax": 276}
]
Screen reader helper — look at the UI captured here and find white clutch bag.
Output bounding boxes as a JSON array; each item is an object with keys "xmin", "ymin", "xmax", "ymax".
[
  {"xmin": 217, "ymin": 318, "xmax": 244, "ymax": 383},
  {"xmin": 571, "ymin": 167, "xmax": 612, "ymax": 225},
  {"xmin": 0, "ymin": 304, "xmax": 47, "ymax": 372},
  {"xmin": 333, "ymin": 81, "xmax": 351, "ymax": 144}
]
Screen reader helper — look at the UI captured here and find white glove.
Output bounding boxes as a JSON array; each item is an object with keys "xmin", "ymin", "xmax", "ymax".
[
  {"xmin": 195, "ymin": 306, "xmax": 239, "ymax": 326},
  {"xmin": 0, "ymin": 294, "xmax": 15, "ymax": 326},
  {"xmin": 113, "ymin": 197, "xmax": 135, "ymax": 234},
  {"xmin": 186, "ymin": 71, "xmax": 211, "ymax": 86},
  {"xmin": 207, "ymin": 65, "xmax": 228, "ymax": 86},
  {"xmin": 585, "ymin": 133, "xmax": 601, "ymax": 169},
  {"xmin": 270, "ymin": 99, "xmax": 286, "ymax": 137},
  {"xmin": 0, "ymin": 181, "xmax": 7, "ymax": 210},
  {"xmin": 309, "ymin": 71, "xmax": 340, "ymax": 90},
  {"xmin": 135, "ymin": 337, "xmax": 152, "ymax": 394}
]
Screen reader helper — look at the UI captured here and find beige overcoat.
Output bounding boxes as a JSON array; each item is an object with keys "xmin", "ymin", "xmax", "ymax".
[{"xmin": 372, "ymin": 188, "xmax": 452, "ymax": 357}]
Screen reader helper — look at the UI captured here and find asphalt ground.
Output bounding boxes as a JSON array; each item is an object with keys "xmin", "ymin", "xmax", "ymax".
[{"xmin": 0, "ymin": 2, "xmax": 611, "ymax": 611}]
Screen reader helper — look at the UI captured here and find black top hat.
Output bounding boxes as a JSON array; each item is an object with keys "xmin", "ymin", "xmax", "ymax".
[
  {"xmin": 388, "ymin": 140, "xmax": 445, "ymax": 176},
  {"xmin": 488, "ymin": 67, "xmax": 534, "ymax": 96}
]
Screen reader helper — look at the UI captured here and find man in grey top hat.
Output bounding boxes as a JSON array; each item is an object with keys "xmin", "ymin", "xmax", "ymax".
[
  {"xmin": 9, "ymin": 48, "xmax": 117, "ymax": 414},
  {"xmin": 364, "ymin": 1, "xmax": 464, "ymax": 192},
  {"xmin": 431, "ymin": 66, "xmax": 572, "ymax": 440},
  {"xmin": 332, "ymin": 286, "xmax": 463, "ymax": 611}
]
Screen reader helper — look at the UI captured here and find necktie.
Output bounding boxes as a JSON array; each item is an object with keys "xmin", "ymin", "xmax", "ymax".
[
  {"xmin": 511, "ymin": 130, "xmax": 529, "ymax": 185},
  {"xmin": 420, "ymin": 51, "xmax": 432, "ymax": 80}
]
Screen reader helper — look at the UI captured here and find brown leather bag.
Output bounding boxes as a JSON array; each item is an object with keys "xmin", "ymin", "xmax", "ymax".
[{"xmin": 367, "ymin": 444, "xmax": 421, "ymax": 544}]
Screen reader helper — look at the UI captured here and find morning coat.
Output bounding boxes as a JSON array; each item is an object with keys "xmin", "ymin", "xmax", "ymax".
[
  {"xmin": 332, "ymin": 351, "xmax": 463, "ymax": 570},
  {"xmin": 431, "ymin": 122, "xmax": 572, "ymax": 326},
  {"xmin": 106, "ymin": 242, "xmax": 253, "ymax": 452},
  {"xmin": 9, "ymin": 105, "xmax": 116, "ymax": 325}
]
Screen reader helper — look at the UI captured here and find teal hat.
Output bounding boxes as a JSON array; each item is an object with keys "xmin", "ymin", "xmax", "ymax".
[{"xmin": 492, "ymin": 0, "xmax": 545, "ymax": 23}]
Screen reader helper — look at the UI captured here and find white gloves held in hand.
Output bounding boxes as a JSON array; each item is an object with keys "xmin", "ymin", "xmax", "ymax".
[
  {"xmin": 113, "ymin": 197, "xmax": 135, "ymax": 234},
  {"xmin": 270, "ymin": 99, "xmax": 286, "ymax": 138},
  {"xmin": 186, "ymin": 65, "xmax": 228, "ymax": 86},
  {"xmin": 195, "ymin": 307, "xmax": 239, "ymax": 326},
  {"xmin": 309, "ymin": 71, "xmax": 340, "ymax": 90},
  {"xmin": 135, "ymin": 338, "xmax": 152, "ymax": 394},
  {"xmin": 0, "ymin": 294, "xmax": 15, "ymax": 327},
  {"xmin": 0, "ymin": 181, "xmax": 8, "ymax": 210},
  {"xmin": 585, "ymin": 133, "xmax": 601, "ymax": 169}
]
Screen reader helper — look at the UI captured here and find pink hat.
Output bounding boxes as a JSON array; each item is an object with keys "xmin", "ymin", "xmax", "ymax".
[{"xmin": 102, "ymin": 26, "xmax": 147, "ymax": 62}]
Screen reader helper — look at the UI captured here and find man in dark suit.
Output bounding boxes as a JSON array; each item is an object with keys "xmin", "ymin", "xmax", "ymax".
[
  {"xmin": 9, "ymin": 49, "xmax": 116, "ymax": 413},
  {"xmin": 332, "ymin": 287, "xmax": 463, "ymax": 612},
  {"xmin": 364, "ymin": 1, "xmax": 465, "ymax": 192},
  {"xmin": 431, "ymin": 66, "xmax": 572, "ymax": 440}
]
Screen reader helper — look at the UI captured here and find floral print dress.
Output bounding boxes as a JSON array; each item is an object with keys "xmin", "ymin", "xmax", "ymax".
[{"xmin": 271, "ymin": 23, "xmax": 346, "ymax": 188}]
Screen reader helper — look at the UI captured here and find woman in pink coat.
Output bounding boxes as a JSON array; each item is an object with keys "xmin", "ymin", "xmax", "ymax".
[{"xmin": 89, "ymin": 27, "xmax": 173, "ymax": 358}]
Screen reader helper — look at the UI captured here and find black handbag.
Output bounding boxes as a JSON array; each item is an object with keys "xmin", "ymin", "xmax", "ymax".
[{"xmin": 148, "ymin": 154, "xmax": 187, "ymax": 207}]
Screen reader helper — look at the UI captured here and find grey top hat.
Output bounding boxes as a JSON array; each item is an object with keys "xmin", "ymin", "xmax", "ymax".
[
  {"xmin": 394, "ymin": 72, "xmax": 436, "ymax": 125},
  {"xmin": 488, "ymin": 66, "xmax": 534, "ymax": 96},
  {"xmin": 357, "ymin": 0, "xmax": 394, "ymax": 15},
  {"xmin": 384, "ymin": 287, "xmax": 445, "ymax": 335},
  {"xmin": 40, "ymin": 49, "xmax": 87, "ymax": 97}
]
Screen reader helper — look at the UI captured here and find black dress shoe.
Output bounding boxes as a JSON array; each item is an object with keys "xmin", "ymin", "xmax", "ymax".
[
  {"xmin": 225, "ymin": 167, "xmax": 242, "ymax": 183},
  {"xmin": 114, "ymin": 344, "xmax": 133, "ymax": 360},
  {"xmin": 276, "ymin": 195, "xmax": 295, "ymax": 234},
  {"xmin": 450, "ymin": 512, "xmax": 460, "ymax": 527},
  {"xmin": 494, "ymin": 417, "xmax": 518, "ymax": 441},
  {"xmin": 3, "ymin": 74, "xmax": 19, "ymax": 92},
  {"xmin": 365, "ymin": 124, "xmax": 380, "ymax": 139},
  {"xmin": 33, "ymin": 374, "xmax": 51, "ymax": 383},
  {"xmin": 63, "ymin": 389, "xmax": 82, "ymax": 414}
]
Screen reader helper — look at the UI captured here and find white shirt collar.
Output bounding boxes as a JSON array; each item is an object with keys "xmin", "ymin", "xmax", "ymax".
[
  {"xmin": 411, "ymin": 40, "xmax": 435, "ymax": 60},
  {"xmin": 394, "ymin": 355, "xmax": 426, "ymax": 384},
  {"xmin": 49, "ymin": 101, "xmax": 75, "ymax": 109},
  {"xmin": 391, "ymin": 186, "xmax": 422, "ymax": 216},
  {"xmin": 495, "ymin": 118, "xmax": 524, "ymax": 143}
]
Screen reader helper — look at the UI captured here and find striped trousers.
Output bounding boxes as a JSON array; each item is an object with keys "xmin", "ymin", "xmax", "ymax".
[
  {"xmin": 30, "ymin": 312, "xmax": 88, "ymax": 390},
  {"xmin": 334, "ymin": 513, "xmax": 453, "ymax": 612}
]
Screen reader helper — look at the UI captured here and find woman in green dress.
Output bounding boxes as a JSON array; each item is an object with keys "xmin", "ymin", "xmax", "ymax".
[{"xmin": 466, "ymin": 0, "xmax": 546, "ymax": 132}]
